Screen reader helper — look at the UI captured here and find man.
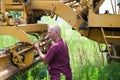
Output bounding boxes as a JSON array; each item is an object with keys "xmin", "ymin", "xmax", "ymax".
[{"xmin": 34, "ymin": 25, "xmax": 72, "ymax": 80}]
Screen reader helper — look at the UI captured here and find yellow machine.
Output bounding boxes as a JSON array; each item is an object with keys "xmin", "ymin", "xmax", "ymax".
[{"xmin": 0, "ymin": 0, "xmax": 120, "ymax": 79}]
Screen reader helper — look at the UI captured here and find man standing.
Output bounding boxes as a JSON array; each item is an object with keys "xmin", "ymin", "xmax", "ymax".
[{"xmin": 34, "ymin": 25, "xmax": 72, "ymax": 80}]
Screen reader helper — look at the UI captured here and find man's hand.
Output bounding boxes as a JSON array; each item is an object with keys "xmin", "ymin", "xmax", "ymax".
[
  {"xmin": 33, "ymin": 43, "xmax": 40, "ymax": 51},
  {"xmin": 45, "ymin": 36, "xmax": 52, "ymax": 45},
  {"xmin": 44, "ymin": 36, "xmax": 52, "ymax": 50},
  {"xmin": 33, "ymin": 42, "xmax": 46, "ymax": 62}
]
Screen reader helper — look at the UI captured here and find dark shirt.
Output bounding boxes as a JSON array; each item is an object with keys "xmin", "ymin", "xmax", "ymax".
[{"xmin": 45, "ymin": 39, "xmax": 72, "ymax": 80}]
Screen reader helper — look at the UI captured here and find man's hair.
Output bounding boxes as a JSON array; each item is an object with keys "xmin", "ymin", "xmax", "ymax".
[{"xmin": 49, "ymin": 25, "xmax": 61, "ymax": 34}]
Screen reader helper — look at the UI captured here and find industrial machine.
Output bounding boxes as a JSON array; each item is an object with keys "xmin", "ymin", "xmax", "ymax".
[{"xmin": 0, "ymin": 0, "xmax": 120, "ymax": 79}]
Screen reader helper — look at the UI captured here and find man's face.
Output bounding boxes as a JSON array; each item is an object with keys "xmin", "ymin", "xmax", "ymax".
[{"xmin": 47, "ymin": 28, "xmax": 56, "ymax": 40}]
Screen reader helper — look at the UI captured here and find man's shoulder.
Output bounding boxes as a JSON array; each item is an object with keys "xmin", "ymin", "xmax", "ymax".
[
  {"xmin": 52, "ymin": 42, "xmax": 59, "ymax": 47},
  {"xmin": 50, "ymin": 41, "xmax": 61, "ymax": 49},
  {"xmin": 50, "ymin": 43, "xmax": 58, "ymax": 49},
  {"xmin": 52, "ymin": 39, "xmax": 67, "ymax": 47}
]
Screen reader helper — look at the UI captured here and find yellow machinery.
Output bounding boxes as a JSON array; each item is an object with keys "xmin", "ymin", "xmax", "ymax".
[{"xmin": 0, "ymin": 0, "xmax": 120, "ymax": 79}]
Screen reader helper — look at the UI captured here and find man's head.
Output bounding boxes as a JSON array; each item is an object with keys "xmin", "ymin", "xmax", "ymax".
[{"xmin": 47, "ymin": 25, "xmax": 61, "ymax": 41}]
